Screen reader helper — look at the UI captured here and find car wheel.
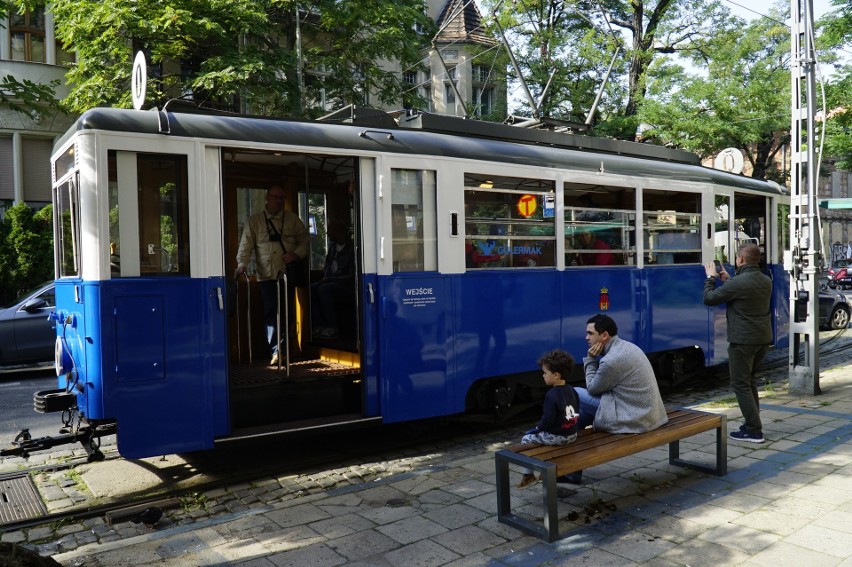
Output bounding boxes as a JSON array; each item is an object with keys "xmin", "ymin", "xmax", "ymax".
[{"xmin": 829, "ymin": 305, "xmax": 850, "ymax": 330}]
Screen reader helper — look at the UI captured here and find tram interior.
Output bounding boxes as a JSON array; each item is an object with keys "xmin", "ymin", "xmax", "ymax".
[{"xmin": 222, "ymin": 149, "xmax": 364, "ymax": 433}]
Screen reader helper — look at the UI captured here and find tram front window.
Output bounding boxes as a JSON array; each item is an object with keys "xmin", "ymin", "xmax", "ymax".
[
  {"xmin": 55, "ymin": 175, "xmax": 80, "ymax": 278},
  {"xmin": 108, "ymin": 152, "xmax": 190, "ymax": 277}
]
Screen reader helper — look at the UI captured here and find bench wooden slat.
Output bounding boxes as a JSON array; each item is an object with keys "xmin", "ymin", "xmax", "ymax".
[{"xmin": 495, "ymin": 407, "xmax": 727, "ymax": 542}]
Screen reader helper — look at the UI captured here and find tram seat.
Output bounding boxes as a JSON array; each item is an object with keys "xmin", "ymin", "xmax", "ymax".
[{"xmin": 495, "ymin": 407, "xmax": 726, "ymax": 542}]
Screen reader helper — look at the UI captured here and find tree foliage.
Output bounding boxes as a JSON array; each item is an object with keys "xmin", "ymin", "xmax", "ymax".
[
  {"xmin": 639, "ymin": 8, "xmax": 790, "ymax": 181},
  {"xmin": 486, "ymin": 0, "xmax": 624, "ymax": 125},
  {"xmin": 818, "ymin": 0, "xmax": 852, "ymax": 169},
  {"xmin": 821, "ymin": 72, "xmax": 852, "ymax": 170},
  {"xmin": 49, "ymin": 0, "xmax": 434, "ymax": 118},
  {"xmin": 486, "ymin": 0, "xmax": 733, "ymax": 140},
  {"xmin": 0, "ymin": 203, "xmax": 54, "ymax": 304}
]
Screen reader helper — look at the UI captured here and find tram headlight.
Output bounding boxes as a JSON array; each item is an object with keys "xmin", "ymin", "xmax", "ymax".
[{"xmin": 55, "ymin": 336, "xmax": 73, "ymax": 378}]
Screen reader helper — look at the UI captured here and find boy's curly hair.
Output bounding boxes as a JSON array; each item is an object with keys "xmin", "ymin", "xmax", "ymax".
[{"xmin": 536, "ymin": 349, "xmax": 574, "ymax": 378}]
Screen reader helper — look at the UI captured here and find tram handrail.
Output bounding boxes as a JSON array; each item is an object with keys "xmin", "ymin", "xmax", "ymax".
[
  {"xmin": 276, "ymin": 270, "xmax": 290, "ymax": 376},
  {"xmin": 236, "ymin": 272, "xmax": 252, "ymax": 365}
]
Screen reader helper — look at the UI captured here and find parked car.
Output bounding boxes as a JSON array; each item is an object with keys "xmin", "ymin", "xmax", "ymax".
[
  {"xmin": 0, "ymin": 282, "xmax": 56, "ymax": 366},
  {"xmin": 819, "ymin": 287, "xmax": 851, "ymax": 330}
]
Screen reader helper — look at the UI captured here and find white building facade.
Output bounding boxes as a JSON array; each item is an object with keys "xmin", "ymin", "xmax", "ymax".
[{"xmin": 0, "ymin": 5, "xmax": 75, "ymax": 210}]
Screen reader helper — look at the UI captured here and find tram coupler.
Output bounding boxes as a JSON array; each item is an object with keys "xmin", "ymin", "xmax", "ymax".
[
  {"xmin": 33, "ymin": 388, "xmax": 77, "ymax": 413},
  {"xmin": 0, "ymin": 422, "xmax": 116, "ymax": 462}
]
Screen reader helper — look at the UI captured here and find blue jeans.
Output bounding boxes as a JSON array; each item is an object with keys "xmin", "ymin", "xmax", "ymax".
[
  {"xmin": 575, "ymin": 387, "xmax": 600, "ymax": 429},
  {"xmin": 564, "ymin": 387, "xmax": 601, "ymax": 482}
]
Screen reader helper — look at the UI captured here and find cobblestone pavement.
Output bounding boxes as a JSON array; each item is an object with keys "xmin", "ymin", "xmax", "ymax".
[{"xmin": 1, "ymin": 333, "xmax": 850, "ymax": 566}]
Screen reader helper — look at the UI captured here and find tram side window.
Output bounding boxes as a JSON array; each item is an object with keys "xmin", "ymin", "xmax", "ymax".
[
  {"xmin": 643, "ymin": 189, "xmax": 701, "ymax": 264},
  {"xmin": 391, "ymin": 169, "xmax": 437, "ymax": 272},
  {"xmin": 564, "ymin": 182, "xmax": 634, "ymax": 266},
  {"xmin": 55, "ymin": 173, "xmax": 81, "ymax": 278},
  {"xmin": 464, "ymin": 174, "xmax": 555, "ymax": 269}
]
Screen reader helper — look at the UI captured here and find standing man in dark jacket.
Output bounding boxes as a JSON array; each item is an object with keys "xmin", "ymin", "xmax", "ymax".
[{"xmin": 703, "ymin": 243, "xmax": 772, "ymax": 443}]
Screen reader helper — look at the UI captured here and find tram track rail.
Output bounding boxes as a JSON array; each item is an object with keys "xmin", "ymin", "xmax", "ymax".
[{"xmin": 0, "ymin": 417, "xmax": 520, "ymax": 533}]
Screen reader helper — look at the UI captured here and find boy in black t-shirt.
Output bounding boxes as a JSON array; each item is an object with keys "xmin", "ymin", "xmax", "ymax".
[{"xmin": 517, "ymin": 349, "xmax": 581, "ymax": 488}]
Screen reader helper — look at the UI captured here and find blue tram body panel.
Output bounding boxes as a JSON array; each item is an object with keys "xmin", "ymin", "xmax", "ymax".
[
  {"xmin": 454, "ymin": 271, "xmax": 562, "ymax": 382},
  {"xmin": 379, "ymin": 275, "xmax": 454, "ymax": 422},
  {"xmin": 644, "ymin": 266, "xmax": 714, "ymax": 357},
  {"xmin": 54, "ymin": 278, "xmax": 228, "ymax": 458},
  {"xmin": 556, "ymin": 269, "xmax": 639, "ymax": 354}
]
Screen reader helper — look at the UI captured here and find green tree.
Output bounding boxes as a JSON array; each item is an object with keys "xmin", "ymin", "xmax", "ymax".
[
  {"xmin": 0, "ymin": 203, "xmax": 54, "ymax": 303},
  {"xmin": 49, "ymin": 0, "xmax": 434, "ymax": 118},
  {"xmin": 821, "ymin": 74, "xmax": 852, "ymax": 170},
  {"xmin": 486, "ymin": 0, "xmax": 624, "ymax": 125},
  {"xmin": 818, "ymin": 0, "xmax": 852, "ymax": 169},
  {"xmin": 487, "ymin": 0, "xmax": 733, "ymax": 140},
  {"xmin": 638, "ymin": 9, "xmax": 790, "ymax": 181}
]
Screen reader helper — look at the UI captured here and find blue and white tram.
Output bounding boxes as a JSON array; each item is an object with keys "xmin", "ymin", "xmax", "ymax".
[{"xmin": 44, "ymin": 107, "xmax": 789, "ymax": 459}]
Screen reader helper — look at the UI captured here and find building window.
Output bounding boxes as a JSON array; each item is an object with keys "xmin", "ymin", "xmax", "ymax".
[
  {"xmin": 402, "ymin": 71, "xmax": 417, "ymax": 85},
  {"xmin": 445, "ymin": 83, "xmax": 456, "ymax": 105},
  {"xmin": 472, "ymin": 65, "xmax": 490, "ymax": 83},
  {"xmin": 472, "ymin": 87, "xmax": 494, "ymax": 117},
  {"xmin": 10, "ymin": 7, "xmax": 46, "ymax": 62},
  {"xmin": 444, "ymin": 66, "xmax": 457, "ymax": 107}
]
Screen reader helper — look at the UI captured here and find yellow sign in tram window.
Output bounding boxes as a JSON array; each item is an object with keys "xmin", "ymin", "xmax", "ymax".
[{"xmin": 517, "ymin": 194, "xmax": 537, "ymax": 218}]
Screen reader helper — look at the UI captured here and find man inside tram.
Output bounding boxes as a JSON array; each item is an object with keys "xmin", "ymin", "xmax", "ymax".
[
  {"xmin": 235, "ymin": 184, "xmax": 310, "ymax": 366},
  {"xmin": 311, "ymin": 219, "xmax": 355, "ymax": 340}
]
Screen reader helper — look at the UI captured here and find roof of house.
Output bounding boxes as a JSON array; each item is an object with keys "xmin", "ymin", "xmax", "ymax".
[{"xmin": 434, "ymin": 0, "xmax": 496, "ymax": 45}]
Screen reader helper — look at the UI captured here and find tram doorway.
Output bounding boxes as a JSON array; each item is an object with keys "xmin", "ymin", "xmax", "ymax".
[{"xmin": 221, "ymin": 150, "xmax": 366, "ymax": 433}]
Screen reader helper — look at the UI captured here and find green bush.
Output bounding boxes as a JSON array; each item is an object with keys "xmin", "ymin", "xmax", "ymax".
[{"xmin": 0, "ymin": 202, "xmax": 54, "ymax": 305}]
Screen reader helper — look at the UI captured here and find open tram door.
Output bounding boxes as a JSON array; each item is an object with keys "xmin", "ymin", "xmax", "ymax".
[{"xmin": 222, "ymin": 150, "xmax": 372, "ymax": 435}]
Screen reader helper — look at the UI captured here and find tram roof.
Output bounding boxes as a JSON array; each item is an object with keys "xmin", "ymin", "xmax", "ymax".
[{"xmin": 58, "ymin": 107, "xmax": 785, "ymax": 196}]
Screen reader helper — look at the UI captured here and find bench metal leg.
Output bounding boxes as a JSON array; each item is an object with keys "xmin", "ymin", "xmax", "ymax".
[
  {"xmin": 668, "ymin": 415, "xmax": 727, "ymax": 476},
  {"xmin": 495, "ymin": 449, "xmax": 560, "ymax": 542}
]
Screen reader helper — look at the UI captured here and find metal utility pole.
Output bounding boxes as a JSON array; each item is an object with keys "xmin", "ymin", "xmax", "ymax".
[{"xmin": 788, "ymin": 0, "xmax": 820, "ymax": 395}]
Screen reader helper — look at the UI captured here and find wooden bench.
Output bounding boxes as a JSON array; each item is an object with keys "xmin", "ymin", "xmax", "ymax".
[{"xmin": 495, "ymin": 407, "xmax": 726, "ymax": 542}]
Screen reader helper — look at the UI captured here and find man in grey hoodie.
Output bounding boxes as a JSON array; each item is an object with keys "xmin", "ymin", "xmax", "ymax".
[
  {"xmin": 703, "ymin": 243, "xmax": 772, "ymax": 444},
  {"xmin": 562, "ymin": 314, "xmax": 668, "ymax": 484}
]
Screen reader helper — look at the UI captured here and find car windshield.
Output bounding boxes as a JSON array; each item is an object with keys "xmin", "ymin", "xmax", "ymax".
[{"xmin": 2, "ymin": 282, "xmax": 54, "ymax": 309}]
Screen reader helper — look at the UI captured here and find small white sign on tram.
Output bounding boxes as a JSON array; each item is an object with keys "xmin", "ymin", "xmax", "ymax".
[
  {"xmin": 714, "ymin": 147, "xmax": 744, "ymax": 175},
  {"xmin": 131, "ymin": 51, "xmax": 147, "ymax": 111}
]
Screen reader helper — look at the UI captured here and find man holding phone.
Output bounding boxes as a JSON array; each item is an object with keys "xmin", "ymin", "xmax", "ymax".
[{"xmin": 703, "ymin": 244, "xmax": 772, "ymax": 443}]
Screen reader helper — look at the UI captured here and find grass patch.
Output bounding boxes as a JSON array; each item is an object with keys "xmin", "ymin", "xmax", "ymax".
[{"xmin": 699, "ymin": 397, "xmax": 738, "ymax": 408}]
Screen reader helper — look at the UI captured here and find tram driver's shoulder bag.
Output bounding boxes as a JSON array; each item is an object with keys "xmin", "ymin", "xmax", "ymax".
[{"xmin": 286, "ymin": 256, "xmax": 308, "ymax": 288}]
